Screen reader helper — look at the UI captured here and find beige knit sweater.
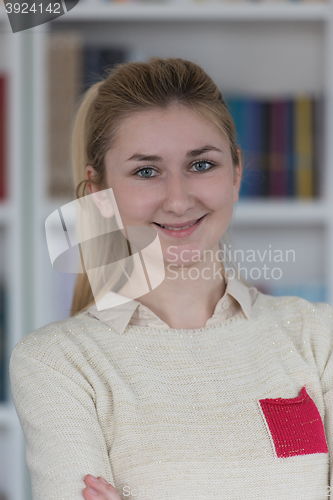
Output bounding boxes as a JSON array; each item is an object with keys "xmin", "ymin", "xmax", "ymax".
[{"xmin": 9, "ymin": 292, "xmax": 333, "ymax": 500}]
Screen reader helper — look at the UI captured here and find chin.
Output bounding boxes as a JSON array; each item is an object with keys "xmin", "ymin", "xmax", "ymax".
[{"xmin": 161, "ymin": 243, "xmax": 204, "ymax": 267}]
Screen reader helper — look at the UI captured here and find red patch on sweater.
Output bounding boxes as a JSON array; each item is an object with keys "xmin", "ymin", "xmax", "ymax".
[{"xmin": 259, "ymin": 386, "xmax": 328, "ymax": 458}]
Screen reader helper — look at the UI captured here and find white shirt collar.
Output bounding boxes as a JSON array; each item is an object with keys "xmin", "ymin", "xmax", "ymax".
[{"xmin": 84, "ymin": 272, "xmax": 258, "ymax": 334}]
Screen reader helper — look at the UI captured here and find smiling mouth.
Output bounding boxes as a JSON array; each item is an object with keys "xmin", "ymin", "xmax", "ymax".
[{"xmin": 153, "ymin": 215, "xmax": 205, "ymax": 231}]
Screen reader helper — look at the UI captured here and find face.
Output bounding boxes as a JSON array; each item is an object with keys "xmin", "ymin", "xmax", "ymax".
[{"xmin": 86, "ymin": 105, "xmax": 242, "ymax": 267}]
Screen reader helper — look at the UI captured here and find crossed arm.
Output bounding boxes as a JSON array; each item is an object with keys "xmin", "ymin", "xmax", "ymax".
[{"xmin": 9, "ymin": 343, "xmax": 124, "ymax": 500}]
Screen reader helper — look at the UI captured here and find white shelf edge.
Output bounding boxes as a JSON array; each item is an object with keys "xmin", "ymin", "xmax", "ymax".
[
  {"xmin": 41, "ymin": 199, "xmax": 331, "ymax": 226},
  {"xmin": 52, "ymin": 1, "xmax": 331, "ymax": 23},
  {"xmin": 232, "ymin": 200, "xmax": 330, "ymax": 224}
]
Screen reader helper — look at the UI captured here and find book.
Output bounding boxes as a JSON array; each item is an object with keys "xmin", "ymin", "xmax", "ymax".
[
  {"xmin": 82, "ymin": 45, "xmax": 128, "ymax": 92},
  {"xmin": 226, "ymin": 96, "xmax": 270, "ymax": 198},
  {"xmin": 226, "ymin": 94, "xmax": 319, "ymax": 199},
  {"xmin": 0, "ymin": 75, "xmax": 6, "ymax": 200},
  {"xmin": 294, "ymin": 95, "xmax": 314, "ymax": 198},
  {"xmin": 312, "ymin": 95, "xmax": 324, "ymax": 198},
  {"xmin": 261, "ymin": 100, "xmax": 271, "ymax": 197},
  {"xmin": 225, "ymin": 96, "xmax": 251, "ymax": 197},
  {"xmin": 46, "ymin": 34, "xmax": 130, "ymax": 200},
  {"xmin": 285, "ymin": 99, "xmax": 295, "ymax": 197},
  {"xmin": 46, "ymin": 32, "xmax": 83, "ymax": 200},
  {"xmin": 243, "ymin": 98, "xmax": 270, "ymax": 197},
  {"xmin": 269, "ymin": 99, "xmax": 289, "ymax": 197}
]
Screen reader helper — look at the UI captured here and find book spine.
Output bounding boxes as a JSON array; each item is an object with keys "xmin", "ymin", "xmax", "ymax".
[
  {"xmin": 99, "ymin": 47, "xmax": 128, "ymax": 76},
  {"xmin": 83, "ymin": 46, "xmax": 129, "ymax": 91},
  {"xmin": 312, "ymin": 95, "xmax": 324, "ymax": 198},
  {"xmin": 47, "ymin": 32, "xmax": 83, "ymax": 199},
  {"xmin": 82, "ymin": 46, "xmax": 102, "ymax": 92},
  {"xmin": 269, "ymin": 99, "xmax": 288, "ymax": 197},
  {"xmin": 226, "ymin": 96, "xmax": 252, "ymax": 198},
  {"xmin": 286, "ymin": 99, "xmax": 295, "ymax": 197},
  {"xmin": 244, "ymin": 99, "xmax": 269, "ymax": 197},
  {"xmin": 258, "ymin": 100, "xmax": 271, "ymax": 198},
  {"xmin": 294, "ymin": 95, "xmax": 314, "ymax": 198}
]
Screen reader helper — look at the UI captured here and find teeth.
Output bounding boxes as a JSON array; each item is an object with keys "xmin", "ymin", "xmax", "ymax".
[{"xmin": 159, "ymin": 220, "xmax": 198, "ymax": 230}]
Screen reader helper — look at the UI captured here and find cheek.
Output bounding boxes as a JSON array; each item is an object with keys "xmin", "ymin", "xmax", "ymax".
[
  {"xmin": 111, "ymin": 184, "xmax": 157, "ymax": 223},
  {"xmin": 201, "ymin": 181, "xmax": 235, "ymax": 212}
]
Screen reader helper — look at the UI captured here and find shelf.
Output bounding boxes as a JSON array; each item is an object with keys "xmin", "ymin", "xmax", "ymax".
[
  {"xmin": 1, "ymin": 0, "xmax": 330, "ymax": 24},
  {"xmin": 54, "ymin": 1, "xmax": 330, "ymax": 23},
  {"xmin": 1, "ymin": 4, "xmax": 333, "ymax": 499},
  {"xmin": 232, "ymin": 200, "xmax": 330, "ymax": 225},
  {"xmin": 43, "ymin": 199, "xmax": 330, "ymax": 227},
  {"xmin": 0, "ymin": 1, "xmax": 330, "ymax": 31}
]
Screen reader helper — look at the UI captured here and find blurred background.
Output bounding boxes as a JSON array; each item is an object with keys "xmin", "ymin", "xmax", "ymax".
[{"xmin": 1, "ymin": 0, "xmax": 333, "ymax": 497}]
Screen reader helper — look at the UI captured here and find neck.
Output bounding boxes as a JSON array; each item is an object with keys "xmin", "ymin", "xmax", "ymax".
[{"xmin": 137, "ymin": 250, "xmax": 226, "ymax": 329}]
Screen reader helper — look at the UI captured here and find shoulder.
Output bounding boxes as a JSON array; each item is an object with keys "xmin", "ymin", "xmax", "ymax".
[
  {"xmin": 253, "ymin": 290, "xmax": 333, "ymax": 325},
  {"xmin": 253, "ymin": 291, "xmax": 333, "ymax": 374},
  {"xmin": 9, "ymin": 312, "xmax": 115, "ymax": 373}
]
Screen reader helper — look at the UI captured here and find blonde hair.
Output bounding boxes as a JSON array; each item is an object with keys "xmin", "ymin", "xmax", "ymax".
[{"xmin": 70, "ymin": 57, "xmax": 242, "ymax": 317}]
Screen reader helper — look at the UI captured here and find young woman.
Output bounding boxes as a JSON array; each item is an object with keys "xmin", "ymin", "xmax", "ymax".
[{"xmin": 9, "ymin": 58, "xmax": 333, "ymax": 500}]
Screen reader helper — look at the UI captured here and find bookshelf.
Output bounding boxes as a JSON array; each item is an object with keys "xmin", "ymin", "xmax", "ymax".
[
  {"xmin": 29, "ymin": 2, "xmax": 333, "ymax": 314},
  {"xmin": 0, "ymin": 12, "xmax": 29, "ymax": 500},
  {"xmin": 4, "ymin": 1, "xmax": 333, "ymax": 498}
]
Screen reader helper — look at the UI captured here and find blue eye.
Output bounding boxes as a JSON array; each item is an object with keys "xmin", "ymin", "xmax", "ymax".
[
  {"xmin": 191, "ymin": 160, "xmax": 214, "ymax": 172},
  {"xmin": 134, "ymin": 160, "xmax": 214, "ymax": 178},
  {"xmin": 136, "ymin": 168, "xmax": 157, "ymax": 178}
]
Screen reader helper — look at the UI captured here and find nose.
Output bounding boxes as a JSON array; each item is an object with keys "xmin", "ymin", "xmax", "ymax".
[{"xmin": 161, "ymin": 172, "xmax": 195, "ymax": 216}]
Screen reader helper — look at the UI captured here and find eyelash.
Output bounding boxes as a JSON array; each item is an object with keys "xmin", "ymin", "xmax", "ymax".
[{"xmin": 133, "ymin": 159, "xmax": 216, "ymax": 178}]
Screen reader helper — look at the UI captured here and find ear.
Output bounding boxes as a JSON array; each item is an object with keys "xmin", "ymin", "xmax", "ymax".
[
  {"xmin": 85, "ymin": 165, "xmax": 115, "ymax": 218},
  {"xmin": 233, "ymin": 150, "xmax": 242, "ymax": 204}
]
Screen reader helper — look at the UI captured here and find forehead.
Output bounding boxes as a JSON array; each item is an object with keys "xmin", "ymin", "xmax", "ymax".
[{"xmin": 112, "ymin": 105, "xmax": 229, "ymax": 151}]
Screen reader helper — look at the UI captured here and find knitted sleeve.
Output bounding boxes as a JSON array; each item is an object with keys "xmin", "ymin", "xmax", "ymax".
[
  {"xmin": 314, "ymin": 303, "xmax": 333, "ymax": 493},
  {"xmin": 9, "ymin": 340, "xmax": 115, "ymax": 500}
]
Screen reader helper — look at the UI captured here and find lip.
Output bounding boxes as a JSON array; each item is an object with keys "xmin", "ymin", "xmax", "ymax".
[
  {"xmin": 153, "ymin": 217, "xmax": 204, "ymax": 229},
  {"xmin": 153, "ymin": 215, "xmax": 206, "ymax": 238}
]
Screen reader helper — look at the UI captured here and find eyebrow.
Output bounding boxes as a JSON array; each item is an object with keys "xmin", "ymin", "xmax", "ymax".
[{"xmin": 126, "ymin": 145, "xmax": 223, "ymax": 162}]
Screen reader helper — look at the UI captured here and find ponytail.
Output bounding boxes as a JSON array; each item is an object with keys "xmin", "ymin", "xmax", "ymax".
[{"xmin": 70, "ymin": 82, "xmax": 102, "ymax": 316}]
